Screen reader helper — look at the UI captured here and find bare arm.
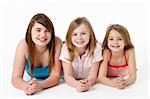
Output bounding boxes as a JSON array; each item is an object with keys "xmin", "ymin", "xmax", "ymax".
[
  {"xmin": 62, "ymin": 61, "xmax": 80, "ymax": 88},
  {"xmin": 11, "ymin": 39, "xmax": 28, "ymax": 90},
  {"xmin": 98, "ymin": 49, "xmax": 123, "ymax": 88},
  {"xmin": 124, "ymin": 48, "xmax": 137, "ymax": 86}
]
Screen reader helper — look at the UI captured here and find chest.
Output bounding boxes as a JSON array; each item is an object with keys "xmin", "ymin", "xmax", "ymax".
[
  {"xmin": 34, "ymin": 52, "xmax": 50, "ymax": 67},
  {"xmin": 72, "ymin": 55, "xmax": 93, "ymax": 69},
  {"xmin": 109, "ymin": 56, "xmax": 127, "ymax": 66}
]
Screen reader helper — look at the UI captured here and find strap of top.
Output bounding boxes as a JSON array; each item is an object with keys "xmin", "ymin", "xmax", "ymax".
[{"xmin": 108, "ymin": 51, "xmax": 128, "ymax": 68}]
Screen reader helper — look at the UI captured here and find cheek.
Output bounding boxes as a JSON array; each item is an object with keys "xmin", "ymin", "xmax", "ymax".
[
  {"xmin": 71, "ymin": 36, "xmax": 76, "ymax": 42},
  {"xmin": 84, "ymin": 35, "xmax": 90, "ymax": 40},
  {"xmin": 120, "ymin": 41, "xmax": 125, "ymax": 46},
  {"xmin": 31, "ymin": 32, "xmax": 36, "ymax": 40},
  {"xmin": 107, "ymin": 41, "xmax": 111, "ymax": 46},
  {"xmin": 47, "ymin": 34, "xmax": 52, "ymax": 41}
]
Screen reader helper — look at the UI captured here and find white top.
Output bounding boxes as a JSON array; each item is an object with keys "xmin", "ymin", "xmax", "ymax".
[{"xmin": 59, "ymin": 42, "xmax": 103, "ymax": 79}]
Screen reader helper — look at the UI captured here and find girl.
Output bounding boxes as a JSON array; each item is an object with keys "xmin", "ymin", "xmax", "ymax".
[
  {"xmin": 12, "ymin": 13, "xmax": 62, "ymax": 95},
  {"xmin": 59, "ymin": 17, "xmax": 103, "ymax": 92},
  {"xmin": 98, "ymin": 24, "xmax": 136, "ymax": 89}
]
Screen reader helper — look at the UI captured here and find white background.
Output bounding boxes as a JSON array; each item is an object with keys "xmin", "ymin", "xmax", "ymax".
[{"xmin": 0, "ymin": 0, "xmax": 149, "ymax": 99}]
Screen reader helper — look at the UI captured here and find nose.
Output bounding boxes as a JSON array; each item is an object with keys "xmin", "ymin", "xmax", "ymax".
[
  {"xmin": 40, "ymin": 31, "xmax": 46, "ymax": 37},
  {"xmin": 114, "ymin": 39, "xmax": 119, "ymax": 43},
  {"xmin": 77, "ymin": 34, "xmax": 83, "ymax": 40}
]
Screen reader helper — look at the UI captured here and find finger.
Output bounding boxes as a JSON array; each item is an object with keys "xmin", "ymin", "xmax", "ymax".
[{"xmin": 28, "ymin": 78, "xmax": 37, "ymax": 85}]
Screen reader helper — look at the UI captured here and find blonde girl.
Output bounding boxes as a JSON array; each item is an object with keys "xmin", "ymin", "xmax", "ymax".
[{"xmin": 59, "ymin": 17, "xmax": 103, "ymax": 92}]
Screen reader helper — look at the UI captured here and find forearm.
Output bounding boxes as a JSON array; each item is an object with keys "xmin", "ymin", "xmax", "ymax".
[
  {"xmin": 65, "ymin": 75, "xmax": 79, "ymax": 88},
  {"xmin": 12, "ymin": 76, "xmax": 27, "ymax": 90},
  {"xmin": 99, "ymin": 76, "xmax": 117, "ymax": 87},
  {"xmin": 125, "ymin": 75, "xmax": 136, "ymax": 86},
  {"xmin": 38, "ymin": 75, "xmax": 60, "ymax": 89}
]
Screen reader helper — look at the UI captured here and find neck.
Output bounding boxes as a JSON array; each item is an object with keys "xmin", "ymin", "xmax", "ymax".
[
  {"xmin": 111, "ymin": 50, "xmax": 124, "ymax": 58},
  {"xmin": 76, "ymin": 47, "xmax": 87, "ymax": 56},
  {"xmin": 35, "ymin": 46, "xmax": 48, "ymax": 55}
]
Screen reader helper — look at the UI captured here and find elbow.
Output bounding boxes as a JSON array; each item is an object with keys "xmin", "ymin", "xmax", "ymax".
[
  {"xmin": 11, "ymin": 76, "xmax": 17, "ymax": 88},
  {"xmin": 52, "ymin": 76, "xmax": 61, "ymax": 86},
  {"xmin": 132, "ymin": 74, "xmax": 137, "ymax": 83}
]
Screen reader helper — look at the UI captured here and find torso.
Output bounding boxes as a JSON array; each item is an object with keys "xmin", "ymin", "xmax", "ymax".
[{"xmin": 106, "ymin": 49, "xmax": 129, "ymax": 77}]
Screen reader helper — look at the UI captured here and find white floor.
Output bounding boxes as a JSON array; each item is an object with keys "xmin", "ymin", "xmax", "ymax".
[{"xmin": 2, "ymin": 64, "xmax": 149, "ymax": 99}]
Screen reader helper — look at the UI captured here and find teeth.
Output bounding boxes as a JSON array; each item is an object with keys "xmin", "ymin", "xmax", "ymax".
[
  {"xmin": 112, "ymin": 45, "xmax": 120, "ymax": 48},
  {"xmin": 38, "ymin": 38, "xmax": 47, "ymax": 42}
]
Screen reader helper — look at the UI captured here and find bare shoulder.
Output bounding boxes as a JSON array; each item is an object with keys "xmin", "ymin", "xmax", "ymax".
[
  {"xmin": 103, "ymin": 49, "xmax": 111, "ymax": 60},
  {"xmin": 125, "ymin": 48, "xmax": 135, "ymax": 56},
  {"xmin": 17, "ymin": 39, "xmax": 29, "ymax": 57},
  {"xmin": 55, "ymin": 36, "xmax": 63, "ymax": 47},
  {"xmin": 103, "ymin": 49, "xmax": 110, "ymax": 56}
]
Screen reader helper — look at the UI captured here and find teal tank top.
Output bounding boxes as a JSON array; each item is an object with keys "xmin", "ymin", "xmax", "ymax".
[{"xmin": 25, "ymin": 58, "xmax": 50, "ymax": 79}]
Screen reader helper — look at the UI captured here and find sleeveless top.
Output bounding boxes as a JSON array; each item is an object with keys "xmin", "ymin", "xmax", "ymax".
[
  {"xmin": 107, "ymin": 52, "xmax": 128, "ymax": 77},
  {"xmin": 25, "ymin": 58, "xmax": 50, "ymax": 79}
]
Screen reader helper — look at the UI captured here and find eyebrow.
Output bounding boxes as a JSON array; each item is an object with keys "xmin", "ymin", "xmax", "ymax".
[
  {"xmin": 109, "ymin": 35, "xmax": 122, "ymax": 38},
  {"xmin": 35, "ymin": 28, "xmax": 41, "ymax": 29}
]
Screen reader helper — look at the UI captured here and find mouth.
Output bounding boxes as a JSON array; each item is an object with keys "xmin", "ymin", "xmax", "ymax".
[
  {"xmin": 37, "ymin": 38, "xmax": 47, "ymax": 42},
  {"xmin": 112, "ymin": 45, "xmax": 120, "ymax": 48},
  {"xmin": 76, "ymin": 40, "xmax": 84, "ymax": 45}
]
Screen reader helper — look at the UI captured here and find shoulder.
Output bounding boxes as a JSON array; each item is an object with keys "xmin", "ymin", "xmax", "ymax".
[
  {"xmin": 17, "ymin": 39, "xmax": 28, "ymax": 50},
  {"xmin": 61, "ymin": 43, "xmax": 69, "ymax": 51},
  {"xmin": 16, "ymin": 39, "xmax": 29, "ymax": 57},
  {"xmin": 55, "ymin": 36, "xmax": 62, "ymax": 44},
  {"xmin": 103, "ymin": 49, "xmax": 111, "ymax": 60},
  {"xmin": 55, "ymin": 36, "xmax": 63, "ymax": 49},
  {"xmin": 94, "ymin": 42, "xmax": 102, "ymax": 52},
  {"xmin": 96, "ymin": 42, "xmax": 102, "ymax": 48},
  {"xmin": 125, "ymin": 48, "xmax": 135, "ymax": 58}
]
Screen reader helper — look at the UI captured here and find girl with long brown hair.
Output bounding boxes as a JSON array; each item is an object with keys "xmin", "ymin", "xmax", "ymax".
[{"xmin": 12, "ymin": 13, "xmax": 62, "ymax": 95}]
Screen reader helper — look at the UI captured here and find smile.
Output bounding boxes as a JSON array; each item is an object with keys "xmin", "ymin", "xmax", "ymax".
[{"xmin": 38, "ymin": 38, "xmax": 47, "ymax": 42}]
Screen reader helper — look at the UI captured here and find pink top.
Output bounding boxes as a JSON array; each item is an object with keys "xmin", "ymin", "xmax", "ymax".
[
  {"xmin": 59, "ymin": 42, "xmax": 103, "ymax": 79},
  {"xmin": 107, "ymin": 51, "xmax": 128, "ymax": 77}
]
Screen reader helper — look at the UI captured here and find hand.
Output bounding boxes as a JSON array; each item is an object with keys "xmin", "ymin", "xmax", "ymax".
[
  {"xmin": 24, "ymin": 78, "xmax": 41, "ymax": 95},
  {"xmin": 114, "ymin": 76, "xmax": 126, "ymax": 89},
  {"xmin": 76, "ymin": 79, "xmax": 91, "ymax": 92}
]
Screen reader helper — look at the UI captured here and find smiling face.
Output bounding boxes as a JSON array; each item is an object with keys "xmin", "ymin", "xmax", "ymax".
[
  {"xmin": 31, "ymin": 22, "xmax": 51, "ymax": 47},
  {"xmin": 107, "ymin": 29, "xmax": 125, "ymax": 52},
  {"xmin": 71, "ymin": 24, "xmax": 90, "ymax": 49}
]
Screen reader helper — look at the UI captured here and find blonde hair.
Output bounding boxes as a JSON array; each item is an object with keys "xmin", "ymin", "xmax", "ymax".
[
  {"xmin": 102, "ymin": 24, "xmax": 134, "ymax": 50},
  {"xmin": 65, "ymin": 17, "xmax": 97, "ymax": 61}
]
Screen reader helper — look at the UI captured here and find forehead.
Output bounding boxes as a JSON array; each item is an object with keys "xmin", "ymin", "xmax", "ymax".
[
  {"xmin": 109, "ymin": 29, "xmax": 122, "ymax": 38},
  {"xmin": 73, "ymin": 23, "xmax": 89, "ymax": 33},
  {"xmin": 32, "ymin": 22, "xmax": 46, "ymax": 29}
]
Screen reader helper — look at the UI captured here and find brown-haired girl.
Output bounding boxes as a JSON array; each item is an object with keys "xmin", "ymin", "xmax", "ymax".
[
  {"xmin": 12, "ymin": 13, "xmax": 62, "ymax": 95},
  {"xmin": 98, "ymin": 24, "xmax": 136, "ymax": 89}
]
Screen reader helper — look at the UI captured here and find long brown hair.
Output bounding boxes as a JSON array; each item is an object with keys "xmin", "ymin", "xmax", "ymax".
[
  {"xmin": 25, "ymin": 13, "xmax": 55, "ymax": 76},
  {"xmin": 102, "ymin": 24, "xmax": 134, "ymax": 51},
  {"xmin": 65, "ymin": 17, "xmax": 97, "ymax": 61}
]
